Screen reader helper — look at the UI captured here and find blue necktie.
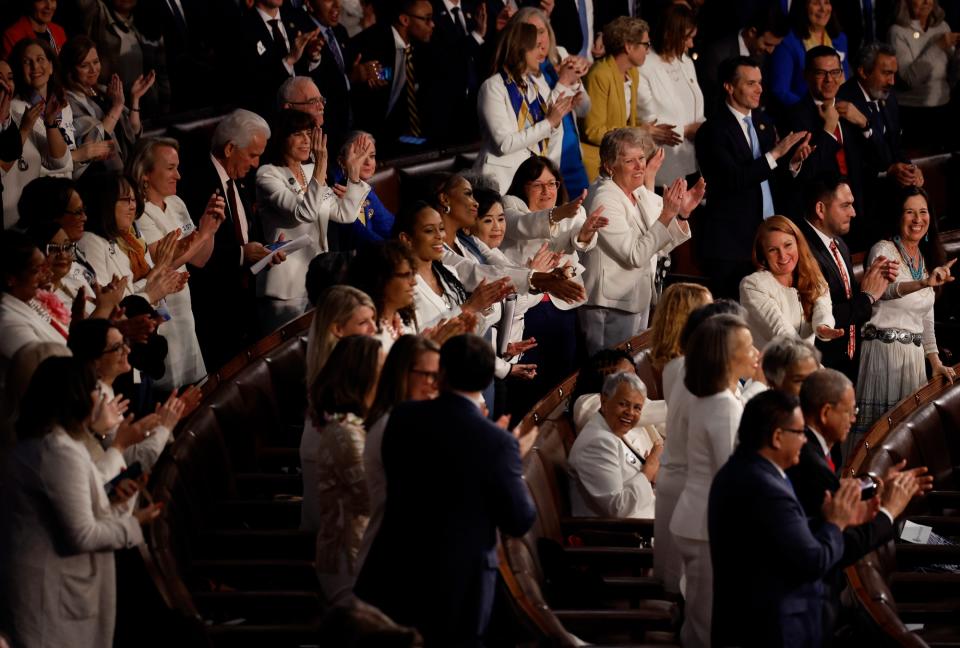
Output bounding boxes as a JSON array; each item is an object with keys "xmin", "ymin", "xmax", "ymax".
[
  {"xmin": 577, "ymin": 0, "xmax": 590, "ymax": 58},
  {"xmin": 744, "ymin": 115, "xmax": 775, "ymax": 219}
]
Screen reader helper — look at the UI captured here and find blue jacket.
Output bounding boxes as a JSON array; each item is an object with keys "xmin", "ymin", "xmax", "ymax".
[
  {"xmin": 709, "ymin": 446, "xmax": 845, "ymax": 648},
  {"xmin": 327, "ymin": 170, "xmax": 395, "ymax": 251},
  {"xmin": 769, "ymin": 30, "xmax": 851, "ymax": 108}
]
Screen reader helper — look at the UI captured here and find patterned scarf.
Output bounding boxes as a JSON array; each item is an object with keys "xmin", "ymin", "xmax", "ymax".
[
  {"xmin": 501, "ymin": 72, "xmax": 549, "ymax": 154},
  {"xmin": 117, "ymin": 227, "xmax": 151, "ymax": 282}
]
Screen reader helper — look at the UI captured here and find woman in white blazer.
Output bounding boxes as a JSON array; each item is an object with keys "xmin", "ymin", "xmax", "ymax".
[
  {"xmin": 579, "ymin": 127, "xmax": 702, "ymax": 356},
  {"xmin": 635, "ymin": 5, "xmax": 705, "ymax": 185},
  {"xmin": 0, "ymin": 357, "xmax": 160, "ymax": 648},
  {"xmin": 473, "ymin": 19, "xmax": 573, "ymax": 193},
  {"xmin": 568, "ymin": 372, "xmax": 662, "ymax": 519},
  {"xmin": 668, "ymin": 314, "xmax": 761, "ymax": 648},
  {"xmin": 739, "ymin": 216, "xmax": 841, "ymax": 352},
  {"xmin": 255, "ymin": 110, "xmax": 371, "ymax": 332}
]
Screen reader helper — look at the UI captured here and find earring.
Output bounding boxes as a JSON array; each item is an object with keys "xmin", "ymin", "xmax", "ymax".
[
  {"xmin": 443, "ymin": 205, "xmax": 451, "ymax": 215},
  {"xmin": 925, "ymin": 232, "xmax": 929, "ymax": 242}
]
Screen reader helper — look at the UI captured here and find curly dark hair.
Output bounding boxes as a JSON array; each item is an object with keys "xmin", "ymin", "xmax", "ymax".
[{"xmin": 347, "ymin": 241, "xmax": 419, "ymax": 328}]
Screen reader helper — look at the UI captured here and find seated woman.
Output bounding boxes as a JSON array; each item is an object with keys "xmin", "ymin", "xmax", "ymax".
[
  {"xmin": 1, "ymin": 0, "xmax": 67, "ymax": 59},
  {"xmin": 889, "ymin": 0, "xmax": 960, "ymax": 150},
  {"xmin": 636, "ymin": 5, "xmax": 704, "ymax": 185},
  {"xmin": 61, "ymin": 35, "xmax": 154, "ymax": 174},
  {"xmin": 854, "ymin": 187, "xmax": 956, "ymax": 437},
  {"xmin": 128, "ymin": 136, "xmax": 224, "ymax": 390},
  {"xmin": 580, "ymin": 127, "xmax": 703, "ymax": 355},
  {"xmin": 67, "ymin": 317, "xmax": 186, "ymax": 481},
  {"xmin": 761, "ymin": 336, "xmax": 821, "ymax": 396},
  {"xmin": 255, "ymin": 110, "xmax": 371, "ymax": 331},
  {"xmin": 301, "ymin": 335, "xmax": 382, "ymax": 605},
  {"xmin": 4, "ymin": 39, "xmax": 74, "ymax": 228},
  {"xmin": 739, "ymin": 215, "xmax": 841, "ymax": 351},
  {"xmin": 327, "ymin": 131, "xmax": 395, "ymax": 252},
  {"xmin": 570, "ymin": 348, "xmax": 666, "ymax": 435},
  {"xmin": 305, "ymin": 285, "xmax": 378, "ymax": 395},
  {"xmin": 769, "ymin": 0, "xmax": 851, "ymax": 108},
  {"xmin": 358, "ymin": 334, "xmax": 441, "ymax": 568},
  {"xmin": 568, "ymin": 371, "xmax": 662, "ymax": 519},
  {"xmin": 474, "ymin": 19, "xmax": 572, "ymax": 193},
  {"xmin": 0, "ymin": 356, "xmax": 160, "ymax": 648}
]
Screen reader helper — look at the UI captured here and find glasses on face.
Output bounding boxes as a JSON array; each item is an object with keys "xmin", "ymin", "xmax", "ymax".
[
  {"xmin": 527, "ymin": 180, "xmax": 560, "ymax": 192},
  {"xmin": 103, "ymin": 340, "xmax": 130, "ymax": 355},
  {"xmin": 45, "ymin": 242, "xmax": 77, "ymax": 257},
  {"xmin": 116, "ymin": 195, "xmax": 137, "ymax": 206},
  {"xmin": 289, "ymin": 96, "xmax": 326, "ymax": 107},
  {"xmin": 406, "ymin": 12, "xmax": 434, "ymax": 23},
  {"xmin": 636, "ymin": 41, "xmax": 652, "ymax": 50},
  {"xmin": 811, "ymin": 68, "xmax": 843, "ymax": 80},
  {"xmin": 64, "ymin": 207, "xmax": 86, "ymax": 218},
  {"xmin": 779, "ymin": 427, "xmax": 807, "ymax": 436},
  {"xmin": 393, "ymin": 270, "xmax": 415, "ymax": 280},
  {"xmin": 410, "ymin": 368, "xmax": 439, "ymax": 382}
]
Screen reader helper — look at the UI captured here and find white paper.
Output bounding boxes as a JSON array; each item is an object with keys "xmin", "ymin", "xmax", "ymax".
[
  {"xmin": 900, "ymin": 520, "xmax": 933, "ymax": 544},
  {"xmin": 497, "ymin": 295, "xmax": 517, "ymax": 356},
  {"xmin": 250, "ymin": 234, "xmax": 312, "ymax": 275}
]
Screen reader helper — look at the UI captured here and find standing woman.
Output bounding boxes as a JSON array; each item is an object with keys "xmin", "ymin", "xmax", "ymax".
[
  {"xmin": 474, "ymin": 19, "xmax": 573, "ymax": 193},
  {"xmin": 60, "ymin": 35, "xmax": 155, "ymax": 174},
  {"xmin": 647, "ymin": 281, "xmax": 713, "ymax": 399},
  {"xmin": 347, "ymin": 241, "xmax": 420, "ymax": 353},
  {"xmin": 301, "ymin": 335, "xmax": 382, "ymax": 605},
  {"xmin": 739, "ymin": 215, "xmax": 840, "ymax": 351},
  {"xmin": 305, "ymin": 285, "xmax": 378, "ymax": 395},
  {"xmin": 327, "ymin": 131, "xmax": 395, "ymax": 252},
  {"xmin": 516, "ymin": 7, "xmax": 592, "ymax": 196},
  {"xmin": 854, "ymin": 187, "xmax": 956, "ymax": 438},
  {"xmin": 128, "ymin": 137, "xmax": 226, "ymax": 390},
  {"xmin": 0, "ymin": 356, "xmax": 160, "ymax": 648},
  {"xmin": 635, "ymin": 5, "xmax": 705, "ymax": 186},
  {"xmin": 255, "ymin": 110, "xmax": 372, "ymax": 331},
  {"xmin": 669, "ymin": 313, "xmax": 760, "ymax": 648},
  {"xmin": 4, "ymin": 38, "xmax": 73, "ymax": 228},
  {"xmin": 1, "ymin": 0, "xmax": 67, "ymax": 58}
]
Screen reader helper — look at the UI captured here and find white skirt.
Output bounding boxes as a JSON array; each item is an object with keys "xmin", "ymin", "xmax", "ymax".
[
  {"xmin": 855, "ymin": 338, "xmax": 927, "ymax": 430},
  {"xmin": 155, "ymin": 283, "xmax": 206, "ymax": 389}
]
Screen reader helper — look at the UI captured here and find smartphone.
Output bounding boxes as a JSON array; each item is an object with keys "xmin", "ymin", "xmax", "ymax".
[
  {"xmin": 266, "ymin": 240, "xmax": 291, "ymax": 251},
  {"xmin": 857, "ymin": 475, "xmax": 878, "ymax": 501},
  {"xmin": 399, "ymin": 135, "xmax": 427, "ymax": 146},
  {"xmin": 105, "ymin": 461, "xmax": 143, "ymax": 498}
]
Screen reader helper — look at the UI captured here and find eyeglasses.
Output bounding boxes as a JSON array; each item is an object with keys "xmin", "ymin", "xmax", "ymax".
[
  {"xmin": 405, "ymin": 13, "xmax": 434, "ymax": 23},
  {"xmin": 635, "ymin": 41, "xmax": 652, "ymax": 50},
  {"xmin": 63, "ymin": 207, "xmax": 86, "ymax": 217},
  {"xmin": 811, "ymin": 68, "xmax": 843, "ymax": 80},
  {"xmin": 102, "ymin": 340, "xmax": 130, "ymax": 355},
  {"xmin": 779, "ymin": 427, "xmax": 807, "ymax": 436},
  {"xmin": 288, "ymin": 96, "xmax": 326, "ymax": 107},
  {"xmin": 45, "ymin": 242, "xmax": 77, "ymax": 257},
  {"xmin": 527, "ymin": 180, "xmax": 560, "ymax": 192},
  {"xmin": 116, "ymin": 195, "xmax": 137, "ymax": 205},
  {"xmin": 393, "ymin": 271, "xmax": 416, "ymax": 280},
  {"xmin": 410, "ymin": 369, "xmax": 439, "ymax": 382}
]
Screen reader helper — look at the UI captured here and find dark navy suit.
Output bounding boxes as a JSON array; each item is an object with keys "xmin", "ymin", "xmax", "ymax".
[
  {"xmin": 355, "ymin": 392, "xmax": 536, "ymax": 646},
  {"xmin": 709, "ymin": 446, "xmax": 845, "ymax": 648}
]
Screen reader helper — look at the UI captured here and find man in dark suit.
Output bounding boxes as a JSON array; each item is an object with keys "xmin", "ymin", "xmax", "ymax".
[
  {"xmin": 833, "ymin": 0, "xmax": 895, "ymax": 62},
  {"xmin": 694, "ymin": 56, "xmax": 810, "ymax": 299},
  {"xmin": 355, "ymin": 334, "xmax": 537, "ymax": 646},
  {"xmin": 797, "ymin": 175, "xmax": 894, "ymax": 381},
  {"xmin": 233, "ymin": 0, "xmax": 320, "ymax": 115},
  {"xmin": 424, "ymin": 0, "xmax": 487, "ymax": 146},
  {"xmin": 178, "ymin": 109, "xmax": 286, "ymax": 372},
  {"xmin": 788, "ymin": 368, "xmax": 922, "ymax": 643},
  {"xmin": 523, "ymin": 0, "xmax": 591, "ymax": 56},
  {"xmin": 696, "ymin": 5, "xmax": 788, "ymax": 112},
  {"xmin": 709, "ymin": 390, "xmax": 859, "ymax": 648},
  {"xmin": 350, "ymin": 0, "xmax": 435, "ymax": 153},
  {"xmin": 837, "ymin": 41, "xmax": 924, "ymax": 234},
  {"xmin": 785, "ymin": 46, "xmax": 871, "ymax": 247}
]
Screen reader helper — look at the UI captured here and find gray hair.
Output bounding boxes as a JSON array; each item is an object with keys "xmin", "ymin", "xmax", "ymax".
[
  {"xmin": 211, "ymin": 109, "xmax": 271, "ymax": 155},
  {"xmin": 761, "ymin": 336, "xmax": 821, "ymax": 387},
  {"xmin": 599, "ymin": 127, "xmax": 655, "ymax": 176},
  {"xmin": 601, "ymin": 371, "xmax": 647, "ymax": 398},
  {"xmin": 277, "ymin": 76, "xmax": 320, "ymax": 107},
  {"xmin": 799, "ymin": 368, "xmax": 853, "ymax": 417},
  {"xmin": 338, "ymin": 130, "xmax": 376, "ymax": 160},
  {"xmin": 856, "ymin": 41, "xmax": 897, "ymax": 74},
  {"xmin": 127, "ymin": 136, "xmax": 180, "ymax": 199}
]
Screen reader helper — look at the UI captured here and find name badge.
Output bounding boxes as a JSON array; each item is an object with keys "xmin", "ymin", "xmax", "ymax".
[{"xmin": 257, "ymin": 40, "xmax": 266, "ymax": 56}]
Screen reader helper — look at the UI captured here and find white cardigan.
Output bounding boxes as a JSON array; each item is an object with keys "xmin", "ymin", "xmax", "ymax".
[
  {"xmin": 581, "ymin": 176, "xmax": 690, "ymax": 313},
  {"xmin": 739, "ymin": 269, "xmax": 835, "ymax": 351},
  {"xmin": 473, "ymin": 72, "xmax": 564, "ymax": 193},
  {"xmin": 568, "ymin": 411, "xmax": 656, "ymax": 519},
  {"xmin": 635, "ymin": 50, "xmax": 704, "ymax": 183},
  {"xmin": 255, "ymin": 164, "xmax": 369, "ymax": 301}
]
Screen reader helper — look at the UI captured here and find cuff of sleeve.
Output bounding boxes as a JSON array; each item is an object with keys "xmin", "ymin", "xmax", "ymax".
[
  {"xmin": 765, "ymin": 151, "xmax": 777, "ymax": 169},
  {"xmin": 879, "ymin": 507, "xmax": 894, "ymax": 524}
]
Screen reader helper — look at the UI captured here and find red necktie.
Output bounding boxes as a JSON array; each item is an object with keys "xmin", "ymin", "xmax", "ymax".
[
  {"xmin": 826, "ymin": 454, "xmax": 837, "ymax": 473},
  {"xmin": 829, "ymin": 241, "xmax": 856, "ymax": 360},
  {"xmin": 833, "ymin": 125, "xmax": 848, "ymax": 175}
]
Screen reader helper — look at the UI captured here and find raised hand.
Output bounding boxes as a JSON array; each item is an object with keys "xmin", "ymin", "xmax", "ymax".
[
  {"xmin": 107, "ymin": 73, "xmax": 125, "ymax": 109},
  {"xmin": 199, "ymin": 193, "xmax": 226, "ymax": 236},
  {"xmin": 658, "ymin": 177, "xmax": 686, "ymax": 224},
  {"xmin": 644, "ymin": 146, "xmax": 666, "ymax": 188},
  {"xmin": 504, "ymin": 338, "xmax": 538, "ymax": 359},
  {"xmin": 860, "ymin": 256, "xmax": 891, "ymax": 301},
  {"xmin": 526, "ymin": 242, "xmax": 562, "ymax": 272},
  {"xmin": 924, "ymin": 258, "xmax": 956, "ymax": 288},
  {"xmin": 20, "ymin": 101, "xmax": 43, "ymax": 135},
  {"xmin": 130, "ymin": 70, "xmax": 156, "ymax": 101},
  {"xmin": 344, "ymin": 132, "xmax": 372, "ymax": 182},
  {"xmin": 771, "ymin": 130, "xmax": 807, "ymax": 160},
  {"xmin": 577, "ymin": 204, "xmax": 608, "ymax": 243},
  {"xmin": 155, "ymin": 391, "xmax": 187, "ymax": 429},
  {"xmin": 43, "ymin": 94, "xmax": 62, "ymax": 126},
  {"xmin": 90, "ymin": 392, "xmax": 129, "ymax": 435},
  {"xmin": 311, "ymin": 126, "xmax": 328, "ymax": 181},
  {"xmin": 552, "ymin": 189, "xmax": 587, "ymax": 222},
  {"xmin": 546, "ymin": 94, "xmax": 574, "ymax": 128},
  {"xmin": 680, "ymin": 177, "xmax": 706, "ymax": 216},
  {"xmin": 287, "ymin": 28, "xmax": 321, "ymax": 65}
]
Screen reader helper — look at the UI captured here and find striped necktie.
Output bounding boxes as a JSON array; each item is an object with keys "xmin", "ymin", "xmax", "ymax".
[{"xmin": 404, "ymin": 45, "xmax": 421, "ymax": 137}]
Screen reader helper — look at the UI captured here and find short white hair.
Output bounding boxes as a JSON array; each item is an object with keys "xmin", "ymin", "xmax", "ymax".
[
  {"xmin": 211, "ymin": 109, "xmax": 271, "ymax": 155},
  {"xmin": 601, "ymin": 371, "xmax": 647, "ymax": 398},
  {"xmin": 277, "ymin": 76, "xmax": 320, "ymax": 107}
]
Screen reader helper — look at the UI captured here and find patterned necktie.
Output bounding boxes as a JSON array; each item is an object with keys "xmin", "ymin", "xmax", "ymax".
[
  {"xmin": 404, "ymin": 45, "xmax": 421, "ymax": 137},
  {"xmin": 325, "ymin": 26, "xmax": 345, "ymax": 73},
  {"xmin": 269, "ymin": 18, "xmax": 288, "ymax": 57},
  {"xmin": 744, "ymin": 115, "xmax": 775, "ymax": 218},
  {"xmin": 829, "ymin": 240, "xmax": 856, "ymax": 359},
  {"xmin": 833, "ymin": 124, "xmax": 848, "ymax": 175}
]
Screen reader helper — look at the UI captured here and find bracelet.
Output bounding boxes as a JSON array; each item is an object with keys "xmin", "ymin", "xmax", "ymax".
[
  {"xmin": 677, "ymin": 214, "xmax": 690, "ymax": 221},
  {"xmin": 129, "ymin": 107, "xmax": 140, "ymax": 112},
  {"xmin": 44, "ymin": 122, "xmax": 58, "ymax": 129}
]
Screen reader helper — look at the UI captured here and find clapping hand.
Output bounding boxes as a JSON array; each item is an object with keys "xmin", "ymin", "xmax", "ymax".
[
  {"xmin": 526, "ymin": 242, "xmax": 562, "ymax": 272},
  {"xmin": 311, "ymin": 126, "xmax": 328, "ymax": 181},
  {"xmin": 504, "ymin": 338, "xmax": 538, "ymax": 359},
  {"xmin": 577, "ymin": 205, "xmax": 608, "ymax": 243},
  {"xmin": 645, "ymin": 119, "xmax": 683, "ymax": 147},
  {"xmin": 90, "ymin": 392, "xmax": 130, "ymax": 435},
  {"xmin": 510, "ymin": 363, "xmax": 537, "ymax": 379},
  {"xmin": 679, "ymin": 177, "xmax": 706, "ymax": 216},
  {"xmin": 107, "ymin": 74, "xmax": 125, "ymax": 110},
  {"xmin": 546, "ymin": 94, "xmax": 574, "ymax": 128},
  {"xmin": 552, "ymin": 189, "xmax": 587, "ymax": 222},
  {"xmin": 462, "ymin": 277, "xmax": 514, "ymax": 314},
  {"xmin": 287, "ymin": 28, "xmax": 321, "ymax": 66},
  {"xmin": 130, "ymin": 71, "xmax": 156, "ymax": 102},
  {"xmin": 658, "ymin": 177, "xmax": 686, "ymax": 223},
  {"xmin": 0, "ymin": 77, "xmax": 13, "ymax": 124}
]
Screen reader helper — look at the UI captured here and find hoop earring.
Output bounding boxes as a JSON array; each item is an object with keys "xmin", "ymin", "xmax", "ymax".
[{"xmin": 443, "ymin": 205, "xmax": 451, "ymax": 215}]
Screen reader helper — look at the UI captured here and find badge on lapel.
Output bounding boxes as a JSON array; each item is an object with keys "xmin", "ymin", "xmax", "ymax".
[{"xmin": 257, "ymin": 40, "xmax": 266, "ymax": 56}]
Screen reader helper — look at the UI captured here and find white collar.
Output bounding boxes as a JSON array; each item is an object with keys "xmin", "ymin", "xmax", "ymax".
[
  {"xmin": 737, "ymin": 31, "xmax": 750, "ymax": 57},
  {"xmin": 805, "ymin": 218, "xmax": 837, "ymax": 250},
  {"xmin": 391, "ymin": 25, "xmax": 409, "ymax": 49},
  {"xmin": 725, "ymin": 101, "xmax": 751, "ymax": 122},
  {"xmin": 256, "ymin": 6, "xmax": 281, "ymax": 23},
  {"xmin": 210, "ymin": 154, "xmax": 231, "ymax": 189},
  {"xmin": 442, "ymin": 0, "xmax": 463, "ymax": 16}
]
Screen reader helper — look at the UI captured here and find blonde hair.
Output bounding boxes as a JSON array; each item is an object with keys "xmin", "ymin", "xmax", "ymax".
[
  {"xmin": 306, "ymin": 286, "xmax": 376, "ymax": 391},
  {"xmin": 648, "ymin": 282, "xmax": 712, "ymax": 371},
  {"xmin": 514, "ymin": 6, "xmax": 561, "ymax": 67}
]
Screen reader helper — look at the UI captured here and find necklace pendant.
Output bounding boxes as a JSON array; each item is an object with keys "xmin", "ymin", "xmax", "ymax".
[{"xmin": 17, "ymin": 158, "xmax": 28, "ymax": 172}]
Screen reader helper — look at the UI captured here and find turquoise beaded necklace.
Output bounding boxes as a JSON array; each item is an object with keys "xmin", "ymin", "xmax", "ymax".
[{"xmin": 893, "ymin": 236, "xmax": 925, "ymax": 281}]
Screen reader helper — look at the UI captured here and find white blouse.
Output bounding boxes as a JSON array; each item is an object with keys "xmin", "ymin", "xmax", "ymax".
[
  {"xmin": 739, "ymin": 269, "xmax": 835, "ymax": 351},
  {"xmin": 867, "ymin": 240, "xmax": 937, "ymax": 355}
]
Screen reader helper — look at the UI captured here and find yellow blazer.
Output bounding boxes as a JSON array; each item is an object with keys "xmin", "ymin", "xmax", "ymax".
[{"xmin": 579, "ymin": 56, "xmax": 639, "ymax": 180}]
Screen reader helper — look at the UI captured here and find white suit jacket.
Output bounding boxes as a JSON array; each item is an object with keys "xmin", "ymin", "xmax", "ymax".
[
  {"xmin": 76, "ymin": 231, "xmax": 152, "ymax": 300},
  {"xmin": 500, "ymin": 194, "xmax": 597, "ymax": 270},
  {"xmin": 255, "ymin": 164, "xmax": 369, "ymax": 301},
  {"xmin": 473, "ymin": 72, "xmax": 564, "ymax": 193},
  {"xmin": 739, "ymin": 269, "xmax": 835, "ymax": 351},
  {"xmin": 568, "ymin": 411, "xmax": 656, "ymax": 519},
  {"xmin": 581, "ymin": 176, "xmax": 690, "ymax": 313},
  {"xmin": 0, "ymin": 429, "xmax": 143, "ymax": 648},
  {"xmin": 0, "ymin": 295, "xmax": 68, "ymax": 364}
]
